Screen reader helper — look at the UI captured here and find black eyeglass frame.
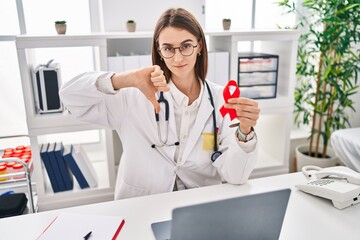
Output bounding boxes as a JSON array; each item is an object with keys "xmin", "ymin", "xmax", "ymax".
[{"xmin": 158, "ymin": 44, "xmax": 198, "ymax": 59}]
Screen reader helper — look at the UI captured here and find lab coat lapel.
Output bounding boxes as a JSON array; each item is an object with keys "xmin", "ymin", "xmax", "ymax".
[{"xmin": 181, "ymin": 88, "xmax": 213, "ymax": 162}]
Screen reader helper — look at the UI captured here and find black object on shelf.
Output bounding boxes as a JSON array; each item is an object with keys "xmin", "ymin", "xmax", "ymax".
[
  {"xmin": 0, "ymin": 193, "xmax": 28, "ymax": 218},
  {"xmin": 238, "ymin": 52, "xmax": 279, "ymax": 99},
  {"xmin": 32, "ymin": 59, "xmax": 63, "ymax": 114}
]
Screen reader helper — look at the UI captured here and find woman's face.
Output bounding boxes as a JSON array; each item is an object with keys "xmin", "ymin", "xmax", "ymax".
[{"xmin": 157, "ymin": 27, "xmax": 201, "ymax": 81}]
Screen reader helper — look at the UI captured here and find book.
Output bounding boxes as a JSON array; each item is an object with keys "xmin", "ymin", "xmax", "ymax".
[
  {"xmin": 54, "ymin": 142, "xmax": 73, "ymax": 191},
  {"xmin": 36, "ymin": 212, "xmax": 125, "ymax": 240},
  {"xmin": 39, "ymin": 143, "xmax": 60, "ymax": 193},
  {"xmin": 72, "ymin": 144, "xmax": 98, "ymax": 188},
  {"xmin": 62, "ymin": 145, "xmax": 90, "ymax": 189},
  {"xmin": 47, "ymin": 143, "xmax": 66, "ymax": 192}
]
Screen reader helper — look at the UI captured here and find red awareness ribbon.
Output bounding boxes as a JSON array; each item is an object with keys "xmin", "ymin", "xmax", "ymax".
[{"xmin": 219, "ymin": 80, "xmax": 240, "ymax": 121}]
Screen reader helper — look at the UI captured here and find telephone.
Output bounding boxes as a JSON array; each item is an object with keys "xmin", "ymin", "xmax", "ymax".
[{"xmin": 295, "ymin": 166, "xmax": 360, "ymax": 209}]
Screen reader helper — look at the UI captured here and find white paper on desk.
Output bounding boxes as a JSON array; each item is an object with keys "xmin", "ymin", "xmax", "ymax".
[{"xmin": 36, "ymin": 212, "xmax": 125, "ymax": 240}]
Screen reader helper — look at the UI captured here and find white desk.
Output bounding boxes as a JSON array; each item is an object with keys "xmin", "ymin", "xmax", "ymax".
[{"xmin": 0, "ymin": 172, "xmax": 359, "ymax": 240}]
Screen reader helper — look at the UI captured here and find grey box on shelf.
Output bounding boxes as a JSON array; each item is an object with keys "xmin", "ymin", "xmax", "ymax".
[
  {"xmin": 31, "ymin": 62, "xmax": 63, "ymax": 114},
  {"xmin": 238, "ymin": 52, "xmax": 279, "ymax": 99}
]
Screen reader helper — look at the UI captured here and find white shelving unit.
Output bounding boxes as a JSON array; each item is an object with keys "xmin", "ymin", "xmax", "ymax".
[
  {"xmin": 208, "ymin": 29, "xmax": 299, "ymax": 177},
  {"xmin": 16, "ymin": 29, "xmax": 299, "ymax": 210},
  {"xmin": 16, "ymin": 34, "xmax": 116, "ymax": 211}
]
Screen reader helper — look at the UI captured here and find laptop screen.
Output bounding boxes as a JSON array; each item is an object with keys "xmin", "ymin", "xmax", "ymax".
[{"xmin": 152, "ymin": 188, "xmax": 291, "ymax": 240}]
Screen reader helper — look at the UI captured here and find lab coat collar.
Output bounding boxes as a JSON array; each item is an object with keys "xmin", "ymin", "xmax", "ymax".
[{"xmin": 168, "ymin": 79, "xmax": 204, "ymax": 108}]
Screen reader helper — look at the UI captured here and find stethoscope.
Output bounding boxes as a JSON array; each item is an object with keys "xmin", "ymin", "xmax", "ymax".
[{"xmin": 151, "ymin": 81, "xmax": 222, "ymax": 162}]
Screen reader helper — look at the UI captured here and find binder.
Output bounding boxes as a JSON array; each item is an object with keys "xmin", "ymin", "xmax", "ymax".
[
  {"xmin": 47, "ymin": 143, "xmax": 66, "ymax": 191},
  {"xmin": 62, "ymin": 145, "xmax": 90, "ymax": 189},
  {"xmin": 39, "ymin": 143, "xmax": 60, "ymax": 193},
  {"xmin": 72, "ymin": 144, "xmax": 98, "ymax": 188},
  {"xmin": 54, "ymin": 142, "xmax": 73, "ymax": 191}
]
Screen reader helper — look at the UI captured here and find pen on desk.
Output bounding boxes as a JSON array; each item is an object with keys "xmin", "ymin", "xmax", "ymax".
[{"xmin": 84, "ymin": 231, "xmax": 92, "ymax": 240}]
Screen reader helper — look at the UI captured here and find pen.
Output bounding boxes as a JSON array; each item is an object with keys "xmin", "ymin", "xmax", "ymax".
[{"xmin": 84, "ymin": 231, "xmax": 92, "ymax": 240}]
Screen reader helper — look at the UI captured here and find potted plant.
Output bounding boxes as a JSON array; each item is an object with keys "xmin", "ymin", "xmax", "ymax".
[
  {"xmin": 55, "ymin": 20, "xmax": 67, "ymax": 34},
  {"xmin": 126, "ymin": 20, "xmax": 136, "ymax": 32},
  {"xmin": 278, "ymin": 0, "xmax": 359, "ymax": 170},
  {"xmin": 222, "ymin": 18, "xmax": 231, "ymax": 30}
]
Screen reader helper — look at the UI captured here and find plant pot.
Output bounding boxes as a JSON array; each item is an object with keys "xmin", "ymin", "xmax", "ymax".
[
  {"xmin": 55, "ymin": 24, "xmax": 66, "ymax": 34},
  {"xmin": 223, "ymin": 20, "xmax": 231, "ymax": 30},
  {"xmin": 295, "ymin": 144, "xmax": 338, "ymax": 171},
  {"xmin": 126, "ymin": 22, "xmax": 136, "ymax": 32}
]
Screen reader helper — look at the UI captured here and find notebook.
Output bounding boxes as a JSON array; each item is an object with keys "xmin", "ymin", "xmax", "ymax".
[
  {"xmin": 36, "ymin": 212, "xmax": 125, "ymax": 240},
  {"xmin": 151, "ymin": 188, "xmax": 291, "ymax": 240}
]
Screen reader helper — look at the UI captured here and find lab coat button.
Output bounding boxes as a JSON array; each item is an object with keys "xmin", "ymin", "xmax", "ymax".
[{"xmin": 174, "ymin": 166, "xmax": 179, "ymax": 171}]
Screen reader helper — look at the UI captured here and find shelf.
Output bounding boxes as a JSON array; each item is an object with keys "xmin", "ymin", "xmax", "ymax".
[
  {"xmin": 29, "ymin": 129, "xmax": 116, "ymax": 211},
  {"xmin": 41, "ymin": 159, "xmax": 110, "ymax": 196},
  {"xmin": 16, "ymin": 29, "xmax": 299, "ymax": 210}
]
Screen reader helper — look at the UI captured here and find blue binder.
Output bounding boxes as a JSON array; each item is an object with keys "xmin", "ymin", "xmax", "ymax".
[
  {"xmin": 62, "ymin": 145, "xmax": 90, "ymax": 189},
  {"xmin": 47, "ymin": 143, "xmax": 66, "ymax": 191},
  {"xmin": 39, "ymin": 143, "xmax": 60, "ymax": 193},
  {"xmin": 54, "ymin": 142, "xmax": 73, "ymax": 191}
]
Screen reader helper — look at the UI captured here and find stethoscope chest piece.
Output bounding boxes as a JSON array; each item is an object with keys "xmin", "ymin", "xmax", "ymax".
[{"xmin": 211, "ymin": 150, "xmax": 222, "ymax": 162}]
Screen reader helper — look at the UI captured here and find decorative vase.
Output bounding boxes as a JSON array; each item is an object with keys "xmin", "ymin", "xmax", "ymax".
[
  {"xmin": 295, "ymin": 144, "xmax": 338, "ymax": 171},
  {"xmin": 126, "ymin": 22, "xmax": 136, "ymax": 32},
  {"xmin": 222, "ymin": 20, "xmax": 231, "ymax": 30},
  {"xmin": 55, "ymin": 24, "xmax": 66, "ymax": 35}
]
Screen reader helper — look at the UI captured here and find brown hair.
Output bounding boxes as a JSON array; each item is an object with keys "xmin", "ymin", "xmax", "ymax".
[{"xmin": 152, "ymin": 8, "xmax": 208, "ymax": 82}]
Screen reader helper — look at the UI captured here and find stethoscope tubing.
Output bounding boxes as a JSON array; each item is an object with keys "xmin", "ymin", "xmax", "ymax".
[
  {"xmin": 151, "ymin": 144, "xmax": 177, "ymax": 165},
  {"xmin": 152, "ymin": 81, "xmax": 222, "ymax": 162}
]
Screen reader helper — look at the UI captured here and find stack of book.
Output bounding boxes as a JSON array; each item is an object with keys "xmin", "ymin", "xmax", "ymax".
[{"xmin": 39, "ymin": 142, "xmax": 98, "ymax": 193}]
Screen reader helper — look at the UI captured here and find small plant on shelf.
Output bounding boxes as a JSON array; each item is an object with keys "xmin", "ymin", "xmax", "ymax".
[
  {"xmin": 222, "ymin": 18, "xmax": 231, "ymax": 30},
  {"xmin": 55, "ymin": 20, "xmax": 66, "ymax": 25},
  {"xmin": 54, "ymin": 20, "xmax": 67, "ymax": 35},
  {"xmin": 126, "ymin": 20, "xmax": 136, "ymax": 32}
]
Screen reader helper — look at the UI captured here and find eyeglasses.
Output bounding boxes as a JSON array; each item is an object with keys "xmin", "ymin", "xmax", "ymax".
[{"xmin": 158, "ymin": 43, "xmax": 198, "ymax": 59}]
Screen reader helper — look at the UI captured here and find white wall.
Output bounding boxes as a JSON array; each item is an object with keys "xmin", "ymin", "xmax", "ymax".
[{"xmin": 102, "ymin": 0, "xmax": 205, "ymax": 32}]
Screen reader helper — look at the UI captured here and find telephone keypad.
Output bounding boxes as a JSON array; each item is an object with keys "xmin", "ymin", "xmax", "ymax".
[{"xmin": 308, "ymin": 179, "xmax": 335, "ymax": 187}]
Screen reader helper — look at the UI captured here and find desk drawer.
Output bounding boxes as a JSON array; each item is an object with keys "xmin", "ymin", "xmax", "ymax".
[
  {"xmin": 240, "ymin": 85, "xmax": 276, "ymax": 99},
  {"xmin": 239, "ymin": 57, "xmax": 278, "ymax": 72},
  {"xmin": 238, "ymin": 72, "xmax": 277, "ymax": 86}
]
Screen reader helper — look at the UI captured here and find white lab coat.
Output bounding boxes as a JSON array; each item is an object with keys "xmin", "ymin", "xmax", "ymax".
[{"xmin": 60, "ymin": 71, "xmax": 258, "ymax": 200}]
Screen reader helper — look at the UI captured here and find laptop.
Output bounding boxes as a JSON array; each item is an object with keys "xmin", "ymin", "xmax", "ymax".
[{"xmin": 151, "ymin": 188, "xmax": 291, "ymax": 240}]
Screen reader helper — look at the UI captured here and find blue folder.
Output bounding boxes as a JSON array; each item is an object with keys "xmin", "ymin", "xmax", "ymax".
[
  {"xmin": 47, "ymin": 143, "xmax": 66, "ymax": 191},
  {"xmin": 54, "ymin": 142, "xmax": 73, "ymax": 191},
  {"xmin": 62, "ymin": 145, "xmax": 90, "ymax": 189},
  {"xmin": 39, "ymin": 143, "xmax": 60, "ymax": 193}
]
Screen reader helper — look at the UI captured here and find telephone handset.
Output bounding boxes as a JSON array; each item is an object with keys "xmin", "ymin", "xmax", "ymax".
[{"xmin": 295, "ymin": 166, "xmax": 360, "ymax": 209}]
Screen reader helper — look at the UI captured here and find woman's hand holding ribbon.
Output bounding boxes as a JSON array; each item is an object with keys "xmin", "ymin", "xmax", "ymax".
[
  {"xmin": 219, "ymin": 80, "xmax": 260, "ymax": 135},
  {"xmin": 225, "ymin": 97, "xmax": 260, "ymax": 135}
]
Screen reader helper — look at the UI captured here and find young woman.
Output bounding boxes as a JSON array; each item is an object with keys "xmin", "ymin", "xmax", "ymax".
[{"xmin": 60, "ymin": 8, "xmax": 260, "ymax": 200}]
